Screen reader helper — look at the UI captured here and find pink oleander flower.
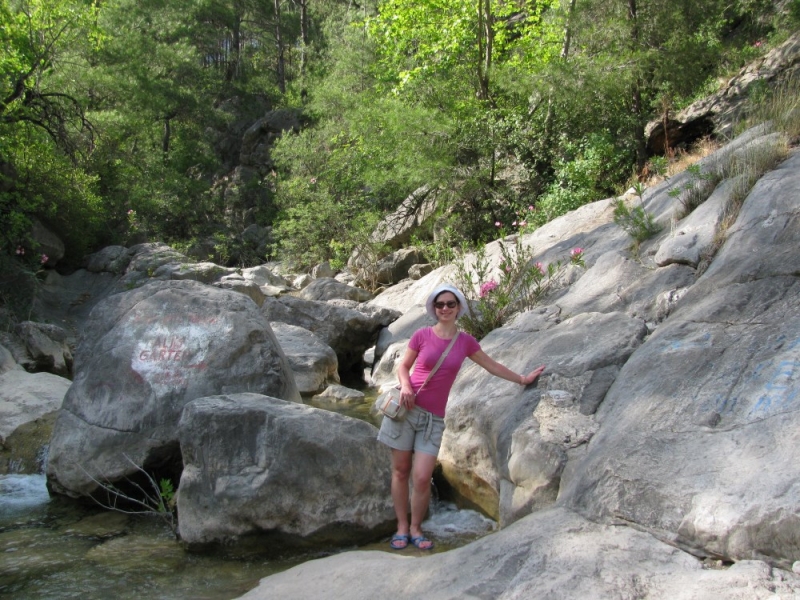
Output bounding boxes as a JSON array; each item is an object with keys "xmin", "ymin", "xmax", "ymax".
[
  {"xmin": 494, "ymin": 221, "xmax": 501, "ymax": 227},
  {"xmin": 40, "ymin": 254, "xmax": 49, "ymax": 264},
  {"xmin": 479, "ymin": 279, "xmax": 499, "ymax": 298},
  {"xmin": 534, "ymin": 262, "xmax": 545, "ymax": 275},
  {"xmin": 754, "ymin": 40, "xmax": 763, "ymax": 48},
  {"xmin": 520, "ymin": 220, "xmax": 527, "ymax": 227},
  {"xmin": 512, "ymin": 221, "xmax": 517, "ymax": 226},
  {"xmin": 528, "ymin": 205, "xmax": 534, "ymax": 211},
  {"xmin": 570, "ymin": 247, "xmax": 583, "ymax": 258}
]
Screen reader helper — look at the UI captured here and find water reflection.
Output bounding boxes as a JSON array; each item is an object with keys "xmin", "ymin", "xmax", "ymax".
[{"xmin": 0, "ymin": 395, "xmax": 496, "ymax": 598}]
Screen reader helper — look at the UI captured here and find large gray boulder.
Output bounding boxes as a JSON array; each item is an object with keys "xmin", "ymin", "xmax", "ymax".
[
  {"xmin": 560, "ymin": 150, "xmax": 800, "ymax": 567},
  {"xmin": 270, "ymin": 322, "xmax": 339, "ymax": 394},
  {"xmin": 440, "ymin": 310, "xmax": 647, "ymax": 525},
  {"xmin": 32, "ymin": 268, "xmax": 121, "ymax": 337},
  {"xmin": 261, "ymin": 295, "xmax": 398, "ymax": 372},
  {"xmin": 373, "ymin": 248, "xmax": 424, "ymax": 285},
  {"xmin": 0, "ymin": 365, "xmax": 70, "ymax": 473},
  {"xmin": 46, "ymin": 280, "xmax": 299, "ymax": 498},
  {"xmin": 31, "ymin": 217, "xmax": 65, "ymax": 267},
  {"xmin": 365, "ymin": 185, "xmax": 438, "ymax": 249},
  {"xmin": 177, "ymin": 393, "xmax": 393, "ymax": 546},
  {"xmin": 13, "ymin": 321, "xmax": 73, "ymax": 376},
  {"xmin": 298, "ymin": 278, "xmax": 373, "ymax": 303},
  {"xmin": 236, "ymin": 507, "xmax": 800, "ymax": 600}
]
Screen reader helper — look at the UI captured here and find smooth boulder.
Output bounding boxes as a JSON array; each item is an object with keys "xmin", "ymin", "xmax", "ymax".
[
  {"xmin": 46, "ymin": 280, "xmax": 299, "ymax": 498},
  {"xmin": 270, "ymin": 322, "xmax": 339, "ymax": 393},
  {"xmin": 177, "ymin": 393, "xmax": 393, "ymax": 546}
]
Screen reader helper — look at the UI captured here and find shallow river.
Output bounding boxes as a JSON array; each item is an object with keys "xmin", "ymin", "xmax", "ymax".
[{"xmin": 0, "ymin": 396, "xmax": 496, "ymax": 599}]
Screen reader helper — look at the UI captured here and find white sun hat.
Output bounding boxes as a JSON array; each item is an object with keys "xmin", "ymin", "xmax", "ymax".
[{"xmin": 425, "ymin": 284, "xmax": 468, "ymax": 319}]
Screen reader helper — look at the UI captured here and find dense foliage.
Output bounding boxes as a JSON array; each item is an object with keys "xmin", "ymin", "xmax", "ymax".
[{"xmin": 1, "ymin": 0, "xmax": 797, "ymax": 305}]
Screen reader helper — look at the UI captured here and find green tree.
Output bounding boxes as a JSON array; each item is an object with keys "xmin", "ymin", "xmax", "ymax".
[
  {"xmin": 0, "ymin": 0, "xmax": 99, "ymax": 153},
  {"xmin": 0, "ymin": 0, "xmax": 105, "ymax": 261}
]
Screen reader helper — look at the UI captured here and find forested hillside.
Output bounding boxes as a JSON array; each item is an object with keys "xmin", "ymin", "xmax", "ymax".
[{"xmin": 1, "ymin": 0, "xmax": 797, "ymax": 308}]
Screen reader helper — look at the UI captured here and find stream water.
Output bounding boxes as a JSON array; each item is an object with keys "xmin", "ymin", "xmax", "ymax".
[{"xmin": 0, "ymin": 396, "xmax": 497, "ymax": 599}]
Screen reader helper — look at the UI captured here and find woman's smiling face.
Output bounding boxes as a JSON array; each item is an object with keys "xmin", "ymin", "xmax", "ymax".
[{"xmin": 434, "ymin": 291, "xmax": 459, "ymax": 322}]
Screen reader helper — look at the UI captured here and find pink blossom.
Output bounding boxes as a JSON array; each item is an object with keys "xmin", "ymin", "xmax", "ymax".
[
  {"xmin": 534, "ymin": 262, "xmax": 545, "ymax": 275},
  {"xmin": 479, "ymin": 279, "xmax": 499, "ymax": 298},
  {"xmin": 310, "ymin": 178, "xmax": 317, "ymax": 184},
  {"xmin": 127, "ymin": 209, "xmax": 134, "ymax": 215},
  {"xmin": 16, "ymin": 246, "xmax": 24, "ymax": 256},
  {"xmin": 570, "ymin": 247, "xmax": 583, "ymax": 257},
  {"xmin": 754, "ymin": 40, "xmax": 763, "ymax": 48},
  {"xmin": 528, "ymin": 205, "xmax": 534, "ymax": 211},
  {"xmin": 40, "ymin": 254, "xmax": 49, "ymax": 264},
  {"xmin": 494, "ymin": 221, "xmax": 501, "ymax": 227}
]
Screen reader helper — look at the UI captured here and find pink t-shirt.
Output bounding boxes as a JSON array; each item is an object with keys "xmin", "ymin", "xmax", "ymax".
[{"xmin": 408, "ymin": 327, "xmax": 482, "ymax": 417}]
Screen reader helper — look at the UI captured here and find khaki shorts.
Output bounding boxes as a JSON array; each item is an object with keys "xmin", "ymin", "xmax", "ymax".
[{"xmin": 377, "ymin": 405, "xmax": 445, "ymax": 456}]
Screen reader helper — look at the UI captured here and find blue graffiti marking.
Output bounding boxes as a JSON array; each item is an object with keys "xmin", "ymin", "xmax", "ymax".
[{"xmin": 749, "ymin": 357, "xmax": 799, "ymax": 417}]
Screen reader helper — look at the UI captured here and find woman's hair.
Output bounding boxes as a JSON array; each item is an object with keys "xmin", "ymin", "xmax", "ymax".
[{"xmin": 434, "ymin": 290, "xmax": 460, "ymax": 304}]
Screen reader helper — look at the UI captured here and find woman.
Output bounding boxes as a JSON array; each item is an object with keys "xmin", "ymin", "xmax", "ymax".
[{"xmin": 377, "ymin": 284, "xmax": 545, "ymax": 550}]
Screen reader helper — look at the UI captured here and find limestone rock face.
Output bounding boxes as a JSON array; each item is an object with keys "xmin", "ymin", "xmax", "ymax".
[
  {"xmin": 177, "ymin": 394, "xmax": 393, "ymax": 546},
  {"xmin": 440, "ymin": 311, "xmax": 647, "ymax": 525},
  {"xmin": 235, "ymin": 507, "xmax": 800, "ymax": 600},
  {"xmin": 560, "ymin": 150, "xmax": 800, "ymax": 567},
  {"xmin": 231, "ymin": 128, "xmax": 800, "ymax": 599},
  {"xmin": 645, "ymin": 31, "xmax": 800, "ymax": 151},
  {"xmin": 46, "ymin": 280, "xmax": 299, "ymax": 498}
]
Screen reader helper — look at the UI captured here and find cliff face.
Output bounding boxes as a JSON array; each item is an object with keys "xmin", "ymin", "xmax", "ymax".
[{"xmin": 241, "ymin": 125, "xmax": 800, "ymax": 598}]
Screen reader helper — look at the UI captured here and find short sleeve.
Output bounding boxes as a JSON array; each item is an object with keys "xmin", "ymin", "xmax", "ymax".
[
  {"xmin": 408, "ymin": 328, "xmax": 426, "ymax": 352},
  {"xmin": 463, "ymin": 333, "xmax": 481, "ymax": 356}
]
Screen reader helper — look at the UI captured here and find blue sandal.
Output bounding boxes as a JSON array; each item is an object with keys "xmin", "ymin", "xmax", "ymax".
[
  {"xmin": 389, "ymin": 534, "xmax": 410, "ymax": 549},
  {"xmin": 410, "ymin": 535, "xmax": 434, "ymax": 550}
]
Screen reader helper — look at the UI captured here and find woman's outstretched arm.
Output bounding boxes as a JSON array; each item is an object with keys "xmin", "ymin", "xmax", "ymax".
[{"xmin": 469, "ymin": 350, "xmax": 545, "ymax": 385}]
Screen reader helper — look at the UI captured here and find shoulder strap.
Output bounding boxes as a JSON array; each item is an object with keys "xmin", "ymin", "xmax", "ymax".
[{"xmin": 417, "ymin": 332, "xmax": 460, "ymax": 394}]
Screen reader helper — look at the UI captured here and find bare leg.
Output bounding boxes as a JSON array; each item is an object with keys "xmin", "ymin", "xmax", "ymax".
[
  {"xmin": 390, "ymin": 449, "xmax": 413, "ymax": 536},
  {"xmin": 409, "ymin": 451, "xmax": 437, "ymax": 548}
]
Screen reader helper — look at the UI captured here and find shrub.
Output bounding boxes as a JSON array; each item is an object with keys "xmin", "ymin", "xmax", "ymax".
[
  {"xmin": 613, "ymin": 184, "xmax": 663, "ymax": 245},
  {"xmin": 454, "ymin": 237, "xmax": 585, "ymax": 339}
]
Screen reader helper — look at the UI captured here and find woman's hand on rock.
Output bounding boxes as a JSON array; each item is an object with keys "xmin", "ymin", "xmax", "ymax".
[{"xmin": 521, "ymin": 365, "xmax": 545, "ymax": 386}]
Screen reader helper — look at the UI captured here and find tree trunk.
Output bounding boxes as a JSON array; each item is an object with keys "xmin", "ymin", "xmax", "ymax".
[
  {"xmin": 225, "ymin": 15, "xmax": 242, "ymax": 82},
  {"xmin": 560, "ymin": 0, "xmax": 577, "ymax": 59},
  {"xmin": 162, "ymin": 117, "xmax": 171, "ymax": 154},
  {"xmin": 297, "ymin": 0, "xmax": 309, "ymax": 76},
  {"xmin": 476, "ymin": 0, "xmax": 492, "ymax": 101},
  {"xmin": 627, "ymin": 0, "xmax": 647, "ymax": 173},
  {"xmin": 544, "ymin": 0, "xmax": 577, "ymax": 139},
  {"xmin": 275, "ymin": 0, "xmax": 286, "ymax": 93}
]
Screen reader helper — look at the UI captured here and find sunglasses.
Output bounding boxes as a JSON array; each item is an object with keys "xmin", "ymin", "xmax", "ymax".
[{"xmin": 434, "ymin": 300, "xmax": 459, "ymax": 309}]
